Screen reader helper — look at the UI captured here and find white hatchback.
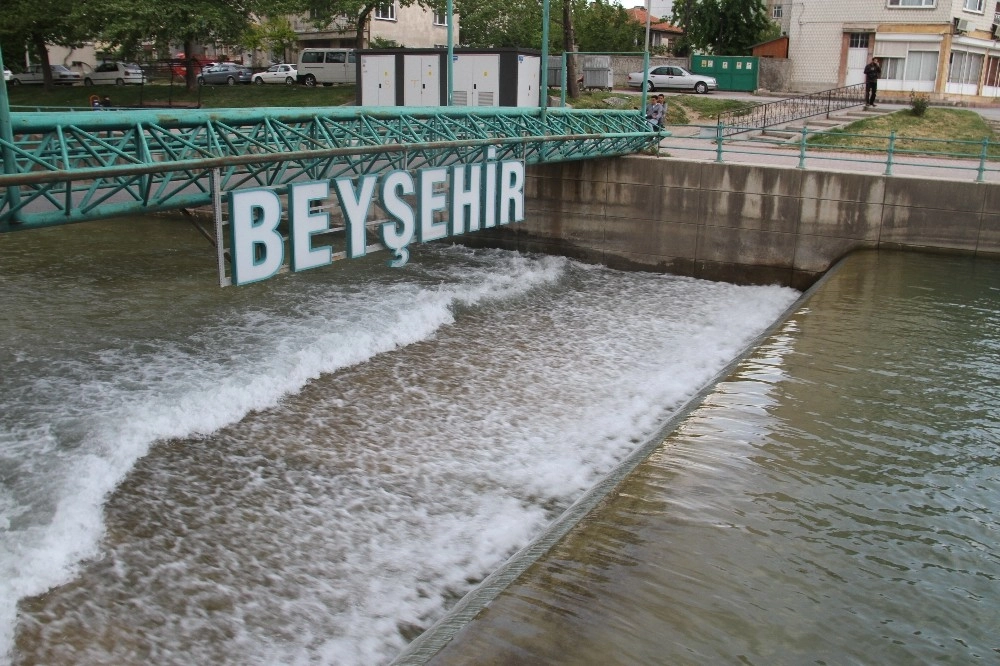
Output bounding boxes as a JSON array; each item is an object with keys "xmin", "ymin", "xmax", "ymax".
[
  {"xmin": 83, "ymin": 62, "xmax": 146, "ymax": 86},
  {"xmin": 252, "ymin": 64, "xmax": 298, "ymax": 86}
]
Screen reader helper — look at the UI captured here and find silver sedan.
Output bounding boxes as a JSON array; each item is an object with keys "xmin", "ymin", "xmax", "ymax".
[{"xmin": 627, "ymin": 66, "xmax": 717, "ymax": 94}]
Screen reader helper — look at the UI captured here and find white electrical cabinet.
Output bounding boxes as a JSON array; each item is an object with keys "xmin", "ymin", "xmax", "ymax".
[
  {"xmin": 360, "ymin": 55, "xmax": 396, "ymax": 105},
  {"xmin": 403, "ymin": 55, "xmax": 441, "ymax": 106},
  {"xmin": 452, "ymin": 54, "xmax": 500, "ymax": 107},
  {"xmin": 516, "ymin": 55, "xmax": 541, "ymax": 107}
]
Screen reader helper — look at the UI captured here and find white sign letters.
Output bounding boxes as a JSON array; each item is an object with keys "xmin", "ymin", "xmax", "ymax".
[{"xmin": 227, "ymin": 156, "xmax": 525, "ymax": 286}]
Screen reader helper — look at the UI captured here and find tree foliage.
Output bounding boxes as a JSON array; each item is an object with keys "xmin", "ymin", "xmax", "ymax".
[
  {"xmin": 454, "ymin": 0, "xmax": 543, "ymax": 48},
  {"xmin": 242, "ymin": 16, "xmax": 299, "ymax": 64},
  {"xmin": 0, "ymin": 0, "xmax": 96, "ymax": 88},
  {"xmin": 673, "ymin": 0, "xmax": 770, "ymax": 55},
  {"xmin": 572, "ymin": 0, "xmax": 643, "ymax": 54},
  {"xmin": 91, "ymin": 0, "xmax": 280, "ymax": 88}
]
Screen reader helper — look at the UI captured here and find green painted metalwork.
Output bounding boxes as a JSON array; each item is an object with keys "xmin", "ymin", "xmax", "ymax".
[{"xmin": 0, "ymin": 105, "xmax": 656, "ymax": 232}]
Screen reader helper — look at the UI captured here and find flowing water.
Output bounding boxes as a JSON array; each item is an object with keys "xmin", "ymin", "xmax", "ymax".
[
  {"xmin": 0, "ymin": 216, "xmax": 799, "ymax": 665},
  {"xmin": 426, "ymin": 251, "xmax": 1000, "ymax": 666}
]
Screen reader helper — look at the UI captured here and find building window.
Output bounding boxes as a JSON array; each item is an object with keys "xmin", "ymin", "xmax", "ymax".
[
  {"xmin": 948, "ymin": 50, "xmax": 984, "ymax": 84},
  {"xmin": 887, "ymin": 0, "xmax": 935, "ymax": 7},
  {"xmin": 374, "ymin": 2, "xmax": 396, "ymax": 20},
  {"xmin": 849, "ymin": 33, "xmax": 870, "ymax": 48},
  {"xmin": 772, "ymin": 4, "xmax": 783, "ymax": 18},
  {"xmin": 433, "ymin": 10, "xmax": 448, "ymax": 25},
  {"xmin": 963, "ymin": 0, "xmax": 984, "ymax": 11},
  {"xmin": 880, "ymin": 57, "xmax": 905, "ymax": 79},
  {"xmin": 904, "ymin": 51, "xmax": 939, "ymax": 81}
]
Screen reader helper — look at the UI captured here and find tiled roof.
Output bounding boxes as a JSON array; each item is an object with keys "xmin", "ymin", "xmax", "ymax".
[{"xmin": 626, "ymin": 7, "xmax": 684, "ymax": 34}]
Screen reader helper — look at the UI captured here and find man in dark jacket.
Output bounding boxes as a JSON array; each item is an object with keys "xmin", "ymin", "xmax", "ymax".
[{"xmin": 864, "ymin": 57, "xmax": 882, "ymax": 106}]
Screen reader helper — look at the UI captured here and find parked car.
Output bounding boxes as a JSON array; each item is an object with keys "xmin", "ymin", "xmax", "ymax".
[
  {"xmin": 3, "ymin": 68, "xmax": 10, "ymax": 82},
  {"xmin": 627, "ymin": 66, "xmax": 717, "ymax": 94},
  {"xmin": 83, "ymin": 62, "xmax": 147, "ymax": 86},
  {"xmin": 197, "ymin": 63, "xmax": 252, "ymax": 86},
  {"xmin": 8, "ymin": 64, "xmax": 82, "ymax": 86},
  {"xmin": 252, "ymin": 63, "xmax": 298, "ymax": 86},
  {"xmin": 169, "ymin": 56, "xmax": 214, "ymax": 80}
]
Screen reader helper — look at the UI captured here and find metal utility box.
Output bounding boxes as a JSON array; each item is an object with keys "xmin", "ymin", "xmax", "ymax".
[
  {"xmin": 356, "ymin": 48, "xmax": 542, "ymax": 107},
  {"xmin": 581, "ymin": 55, "xmax": 613, "ymax": 91},
  {"xmin": 403, "ymin": 55, "xmax": 441, "ymax": 106},
  {"xmin": 689, "ymin": 56, "xmax": 759, "ymax": 92},
  {"xmin": 516, "ymin": 54, "xmax": 541, "ymax": 106},
  {"xmin": 360, "ymin": 55, "xmax": 396, "ymax": 105},
  {"xmin": 547, "ymin": 56, "xmax": 565, "ymax": 88},
  {"xmin": 452, "ymin": 54, "xmax": 500, "ymax": 106}
]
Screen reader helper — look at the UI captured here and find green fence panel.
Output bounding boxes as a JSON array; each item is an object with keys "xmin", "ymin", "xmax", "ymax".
[{"xmin": 689, "ymin": 56, "xmax": 758, "ymax": 92}]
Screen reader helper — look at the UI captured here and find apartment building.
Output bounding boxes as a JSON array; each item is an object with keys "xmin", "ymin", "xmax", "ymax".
[
  {"xmin": 292, "ymin": 2, "xmax": 456, "ymax": 51},
  {"xmin": 767, "ymin": 0, "xmax": 1000, "ymax": 100}
]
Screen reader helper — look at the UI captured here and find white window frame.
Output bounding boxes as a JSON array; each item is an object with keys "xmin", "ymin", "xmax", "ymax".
[
  {"xmin": 433, "ymin": 10, "xmax": 448, "ymax": 25},
  {"xmin": 962, "ymin": 0, "xmax": 984, "ymax": 12},
  {"xmin": 374, "ymin": 2, "xmax": 396, "ymax": 20},
  {"xmin": 772, "ymin": 4, "xmax": 783, "ymax": 19},
  {"xmin": 886, "ymin": 0, "xmax": 936, "ymax": 7}
]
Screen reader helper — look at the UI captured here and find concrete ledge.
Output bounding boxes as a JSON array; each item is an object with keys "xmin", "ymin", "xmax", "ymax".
[{"xmin": 458, "ymin": 156, "xmax": 1000, "ymax": 288}]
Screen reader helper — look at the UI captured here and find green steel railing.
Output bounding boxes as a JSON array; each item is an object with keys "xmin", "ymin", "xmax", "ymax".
[
  {"xmin": 0, "ymin": 106, "xmax": 660, "ymax": 231},
  {"xmin": 659, "ymin": 123, "xmax": 1000, "ymax": 183}
]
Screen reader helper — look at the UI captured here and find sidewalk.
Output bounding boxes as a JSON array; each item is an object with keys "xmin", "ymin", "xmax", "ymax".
[{"xmin": 657, "ymin": 96, "xmax": 1000, "ymax": 183}]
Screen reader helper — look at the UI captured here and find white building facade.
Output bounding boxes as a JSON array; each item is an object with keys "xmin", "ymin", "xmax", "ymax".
[
  {"xmin": 768, "ymin": 0, "xmax": 1000, "ymax": 100},
  {"xmin": 292, "ymin": 2, "xmax": 456, "ymax": 51}
]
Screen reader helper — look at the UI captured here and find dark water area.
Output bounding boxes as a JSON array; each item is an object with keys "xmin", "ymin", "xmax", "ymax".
[{"xmin": 426, "ymin": 251, "xmax": 1000, "ymax": 666}]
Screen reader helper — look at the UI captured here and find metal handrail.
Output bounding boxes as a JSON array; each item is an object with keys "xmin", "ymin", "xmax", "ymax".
[
  {"xmin": 660, "ymin": 122, "xmax": 1000, "ymax": 183},
  {"xmin": 716, "ymin": 83, "xmax": 866, "ymax": 137}
]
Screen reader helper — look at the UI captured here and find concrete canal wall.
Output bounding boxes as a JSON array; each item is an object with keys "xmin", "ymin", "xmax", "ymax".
[{"xmin": 458, "ymin": 156, "xmax": 1000, "ymax": 290}]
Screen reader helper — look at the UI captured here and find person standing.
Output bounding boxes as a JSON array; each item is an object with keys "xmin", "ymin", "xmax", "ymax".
[{"xmin": 864, "ymin": 57, "xmax": 882, "ymax": 107}]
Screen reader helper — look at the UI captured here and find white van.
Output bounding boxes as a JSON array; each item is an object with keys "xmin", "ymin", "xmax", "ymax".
[{"xmin": 296, "ymin": 49, "xmax": 357, "ymax": 87}]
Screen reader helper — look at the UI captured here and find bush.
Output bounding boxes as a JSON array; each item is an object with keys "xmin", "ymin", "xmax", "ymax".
[{"xmin": 909, "ymin": 91, "xmax": 930, "ymax": 117}]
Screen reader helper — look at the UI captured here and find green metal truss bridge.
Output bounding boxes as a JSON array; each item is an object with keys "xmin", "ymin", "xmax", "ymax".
[{"xmin": 0, "ymin": 105, "xmax": 658, "ymax": 232}]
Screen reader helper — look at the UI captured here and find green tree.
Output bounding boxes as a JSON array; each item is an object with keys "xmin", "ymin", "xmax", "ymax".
[
  {"xmin": 243, "ymin": 16, "xmax": 299, "ymax": 65},
  {"xmin": 454, "ymin": 0, "xmax": 542, "ymax": 48},
  {"xmin": 0, "ymin": 0, "xmax": 94, "ymax": 89},
  {"xmin": 97, "ymin": 0, "xmax": 280, "ymax": 89},
  {"xmin": 683, "ymin": 0, "xmax": 770, "ymax": 55},
  {"xmin": 573, "ymin": 0, "xmax": 643, "ymax": 53},
  {"xmin": 670, "ymin": 0, "xmax": 695, "ymax": 57}
]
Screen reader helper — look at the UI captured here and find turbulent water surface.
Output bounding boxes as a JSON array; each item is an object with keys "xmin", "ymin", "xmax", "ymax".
[{"xmin": 0, "ymin": 216, "xmax": 799, "ymax": 665}]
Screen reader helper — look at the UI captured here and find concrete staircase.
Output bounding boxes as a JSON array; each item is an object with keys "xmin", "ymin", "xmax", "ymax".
[{"xmin": 742, "ymin": 106, "xmax": 892, "ymax": 147}]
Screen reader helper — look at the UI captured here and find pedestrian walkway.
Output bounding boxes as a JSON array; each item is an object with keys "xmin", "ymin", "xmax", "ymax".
[{"xmin": 659, "ymin": 94, "xmax": 1000, "ymax": 183}]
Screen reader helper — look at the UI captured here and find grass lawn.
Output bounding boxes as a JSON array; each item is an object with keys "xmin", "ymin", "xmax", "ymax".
[
  {"xmin": 807, "ymin": 107, "xmax": 1000, "ymax": 158},
  {"xmin": 5, "ymin": 83, "xmax": 357, "ymax": 110},
  {"xmin": 564, "ymin": 90, "xmax": 755, "ymax": 126}
]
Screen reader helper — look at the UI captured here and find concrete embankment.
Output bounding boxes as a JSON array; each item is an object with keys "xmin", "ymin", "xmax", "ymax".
[{"xmin": 459, "ymin": 155, "xmax": 1000, "ymax": 290}]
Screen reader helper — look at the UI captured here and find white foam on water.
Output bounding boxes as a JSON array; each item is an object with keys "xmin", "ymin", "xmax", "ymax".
[
  {"xmin": 0, "ymin": 247, "xmax": 567, "ymax": 661},
  {"xmin": 0, "ymin": 242, "xmax": 799, "ymax": 664}
]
